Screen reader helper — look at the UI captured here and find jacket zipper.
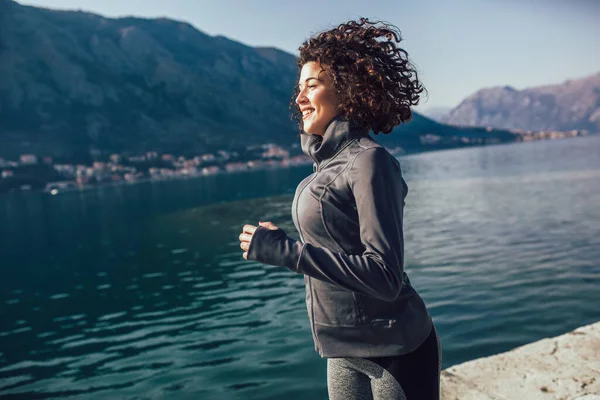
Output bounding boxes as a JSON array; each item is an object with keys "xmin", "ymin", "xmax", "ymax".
[
  {"xmin": 296, "ymin": 168, "xmax": 322, "ymax": 355},
  {"xmin": 299, "ymin": 137, "xmax": 355, "ymax": 355}
]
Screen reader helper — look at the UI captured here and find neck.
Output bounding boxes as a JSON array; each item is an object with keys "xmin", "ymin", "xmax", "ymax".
[{"xmin": 301, "ymin": 117, "xmax": 367, "ymax": 163}]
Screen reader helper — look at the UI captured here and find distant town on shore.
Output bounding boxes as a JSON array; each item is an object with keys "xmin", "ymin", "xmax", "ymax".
[{"xmin": 0, "ymin": 128, "xmax": 589, "ymax": 195}]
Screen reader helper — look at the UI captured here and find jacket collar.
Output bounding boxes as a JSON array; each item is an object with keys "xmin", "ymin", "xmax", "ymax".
[{"xmin": 300, "ymin": 117, "xmax": 367, "ymax": 164}]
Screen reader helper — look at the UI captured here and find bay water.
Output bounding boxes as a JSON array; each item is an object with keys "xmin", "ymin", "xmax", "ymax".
[{"xmin": 1, "ymin": 135, "xmax": 599, "ymax": 399}]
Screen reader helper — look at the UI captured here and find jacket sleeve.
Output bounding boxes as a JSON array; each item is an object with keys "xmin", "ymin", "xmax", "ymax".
[{"xmin": 247, "ymin": 147, "xmax": 405, "ymax": 302}]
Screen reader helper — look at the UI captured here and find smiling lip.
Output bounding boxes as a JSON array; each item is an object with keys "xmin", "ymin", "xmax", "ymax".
[{"xmin": 302, "ymin": 109, "xmax": 314, "ymax": 120}]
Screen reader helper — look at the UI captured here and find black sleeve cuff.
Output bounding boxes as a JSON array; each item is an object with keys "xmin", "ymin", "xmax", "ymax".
[{"xmin": 246, "ymin": 226, "xmax": 303, "ymax": 270}]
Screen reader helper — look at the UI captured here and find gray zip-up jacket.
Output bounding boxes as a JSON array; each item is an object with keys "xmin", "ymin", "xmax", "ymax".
[{"xmin": 247, "ymin": 117, "xmax": 432, "ymax": 358}]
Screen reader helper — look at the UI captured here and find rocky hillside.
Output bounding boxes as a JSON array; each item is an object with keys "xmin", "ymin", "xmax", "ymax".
[
  {"xmin": 443, "ymin": 72, "xmax": 600, "ymax": 133},
  {"xmin": 0, "ymin": 0, "xmax": 518, "ymax": 162}
]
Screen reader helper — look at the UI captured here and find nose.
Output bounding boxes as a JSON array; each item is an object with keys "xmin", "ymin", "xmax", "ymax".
[{"xmin": 295, "ymin": 87, "xmax": 307, "ymax": 105}]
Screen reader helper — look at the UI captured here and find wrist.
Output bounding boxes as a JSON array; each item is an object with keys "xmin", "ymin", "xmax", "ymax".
[{"xmin": 247, "ymin": 226, "xmax": 302, "ymax": 269}]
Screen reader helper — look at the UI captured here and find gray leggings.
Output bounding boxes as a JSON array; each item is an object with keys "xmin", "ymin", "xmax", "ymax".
[{"xmin": 327, "ymin": 326, "xmax": 441, "ymax": 400}]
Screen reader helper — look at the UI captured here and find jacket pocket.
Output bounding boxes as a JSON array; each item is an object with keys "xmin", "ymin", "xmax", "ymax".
[
  {"xmin": 354, "ymin": 291, "xmax": 411, "ymax": 323},
  {"xmin": 311, "ymin": 279, "xmax": 361, "ymax": 326}
]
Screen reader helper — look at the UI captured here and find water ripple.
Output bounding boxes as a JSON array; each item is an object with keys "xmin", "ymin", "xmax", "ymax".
[{"xmin": 1, "ymin": 136, "xmax": 599, "ymax": 399}]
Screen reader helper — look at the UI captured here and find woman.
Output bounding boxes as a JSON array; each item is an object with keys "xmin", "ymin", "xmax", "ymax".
[{"xmin": 239, "ymin": 18, "xmax": 440, "ymax": 400}]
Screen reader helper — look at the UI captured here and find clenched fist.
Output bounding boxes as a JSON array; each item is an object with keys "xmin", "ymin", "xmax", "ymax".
[{"xmin": 239, "ymin": 221, "xmax": 279, "ymax": 259}]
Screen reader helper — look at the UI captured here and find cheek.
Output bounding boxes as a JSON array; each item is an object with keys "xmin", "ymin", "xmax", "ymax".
[
  {"xmin": 311, "ymin": 90, "xmax": 339, "ymax": 120},
  {"xmin": 324, "ymin": 93, "xmax": 339, "ymax": 115}
]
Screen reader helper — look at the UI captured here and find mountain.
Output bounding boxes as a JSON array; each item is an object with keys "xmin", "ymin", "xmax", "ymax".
[
  {"xmin": 0, "ymin": 0, "xmax": 518, "ymax": 162},
  {"xmin": 0, "ymin": 0, "xmax": 300, "ymax": 160},
  {"xmin": 443, "ymin": 72, "xmax": 600, "ymax": 133}
]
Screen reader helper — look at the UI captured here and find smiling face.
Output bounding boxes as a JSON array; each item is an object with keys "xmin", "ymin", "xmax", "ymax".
[{"xmin": 295, "ymin": 62, "xmax": 340, "ymax": 136}]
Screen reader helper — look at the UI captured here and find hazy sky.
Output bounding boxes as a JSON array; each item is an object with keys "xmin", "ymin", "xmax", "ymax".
[{"xmin": 17, "ymin": 0, "xmax": 600, "ymax": 110}]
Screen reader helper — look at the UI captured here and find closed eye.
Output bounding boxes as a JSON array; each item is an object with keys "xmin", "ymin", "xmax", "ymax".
[
  {"xmin": 298, "ymin": 84, "xmax": 317, "ymax": 92},
  {"xmin": 298, "ymin": 77, "xmax": 321, "ymax": 92}
]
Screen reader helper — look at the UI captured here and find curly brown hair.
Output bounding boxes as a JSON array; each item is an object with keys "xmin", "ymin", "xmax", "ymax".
[{"xmin": 291, "ymin": 18, "xmax": 425, "ymax": 135}]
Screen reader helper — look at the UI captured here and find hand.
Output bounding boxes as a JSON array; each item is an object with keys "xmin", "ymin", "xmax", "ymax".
[{"xmin": 239, "ymin": 221, "xmax": 279, "ymax": 260}]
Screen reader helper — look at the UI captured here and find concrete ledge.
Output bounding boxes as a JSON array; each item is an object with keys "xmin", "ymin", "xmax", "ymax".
[{"xmin": 441, "ymin": 321, "xmax": 600, "ymax": 400}]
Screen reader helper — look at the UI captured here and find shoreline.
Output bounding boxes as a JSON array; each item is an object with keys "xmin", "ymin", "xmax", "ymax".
[
  {"xmin": 1, "ymin": 133, "xmax": 596, "ymax": 198},
  {"xmin": 441, "ymin": 321, "xmax": 600, "ymax": 399}
]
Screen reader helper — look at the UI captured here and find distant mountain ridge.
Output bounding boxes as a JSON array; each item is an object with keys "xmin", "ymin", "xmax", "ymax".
[
  {"xmin": 443, "ymin": 72, "xmax": 600, "ymax": 133},
  {"xmin": 0, "ymin": 0, "xmax": 518, "ymax": 161}
]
